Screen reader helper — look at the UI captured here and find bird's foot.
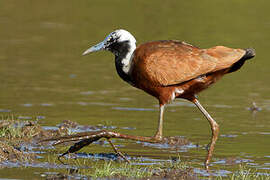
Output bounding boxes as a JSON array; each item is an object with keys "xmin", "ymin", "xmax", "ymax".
[{"xmin": 152, "ymin": 134, "xmax": 163, "ymax": 142}]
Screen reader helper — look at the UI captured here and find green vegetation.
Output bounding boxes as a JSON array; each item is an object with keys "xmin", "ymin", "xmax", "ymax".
[
  {"xmin": 0, "ymin": 120, "xmax": 41, "ymax": 139},
  {"xmin": 46, "ymin": 157, "xmax": 270, "ymax": 179},
  {"xmin": 218, "ymin": 165, "xmax": 270, "ymax": 180},
  {"xmin": 45, "ymin": 154, "xmax": 193, "ymax": 179},
  {"xmin": 0, "ymin": 123, "xmax": 23, "ymax": 138},
  {"xmin": 91, "ymin": 161, "xmax": 152, "ymax": 179}
]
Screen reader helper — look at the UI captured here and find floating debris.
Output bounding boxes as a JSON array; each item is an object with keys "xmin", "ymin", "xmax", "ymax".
[{"xmin": 247, "ymin": 102, "xmax": 262, "ymax": 112}]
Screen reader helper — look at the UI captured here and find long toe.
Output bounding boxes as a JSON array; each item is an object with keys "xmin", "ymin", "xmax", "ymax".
[{"xmin": 153, "ymin": 134, "xmax": 163, "ymax": 142}]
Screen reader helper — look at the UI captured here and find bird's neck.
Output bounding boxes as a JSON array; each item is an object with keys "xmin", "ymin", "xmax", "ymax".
[{"xmin": 112, "ymin": 41, "xmax": 136, "ymax": 85}]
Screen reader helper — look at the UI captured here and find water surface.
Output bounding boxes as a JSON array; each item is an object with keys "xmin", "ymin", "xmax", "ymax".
[{"xmin": 0, "ymin": 0, "xmax": 270, "ymax": 179}]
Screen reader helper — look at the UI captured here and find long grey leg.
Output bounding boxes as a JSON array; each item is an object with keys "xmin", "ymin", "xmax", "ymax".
[
  {"xmin": 192, "ymin": 98, "xmax": 219, "ymax": 170},
  {"xmin": 154, "ymin": 104, "xmax": 165, "ymax": 140}
]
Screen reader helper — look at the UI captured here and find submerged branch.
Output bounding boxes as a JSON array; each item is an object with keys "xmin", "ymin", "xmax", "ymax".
[
  {"xmin": 40, "ymin": 130, "xmax": 163, "ymax": 162},
  {"xmin": 41, "ymin": 130, "xmax": 162, "ymax": 145}
]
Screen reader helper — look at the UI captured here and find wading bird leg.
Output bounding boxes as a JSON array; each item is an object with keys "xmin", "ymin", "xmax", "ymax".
[
  {"xmin": 106, "ymin": 138, "xmax": 130, "ymax": 163},
  {"xmin": 192, "ymin": 98, "xmax": 219, "ymax": 171},
  {"xmin": 154, "ymin": 104, "xmax": 165, "ymax": 140}
]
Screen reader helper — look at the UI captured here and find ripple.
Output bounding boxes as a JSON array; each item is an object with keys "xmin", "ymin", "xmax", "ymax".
[
  {"xmin": 138, "ymin": 137, "xmax": 195, "ymax": 152},
  {"xmin": 119, "ymin": 97, "xmax": 132, "ymax": 101},
  {"xmin": 22, "ymin": 103, "xmax": 33, "ymax": 107},
  {"xmin": 194, "ymin": 168, "xmax": 232, "ymax": 177},
  {"xmin": 40, "ymin": 103, "xmax": 54, "ymax": 107},
  {"xmin": 166, "ymin": 101, "xmax": 195, "ymax": 107},
  {"xmin": 121, "ymin": 126, "xmax": 136, "ymax": 130},
  {"xmin": 112, "ymin": 107, "xmax": 156, "ymax": 111},
  {"xmin": 212, "ymin": 104, "xmax": 232, "ymax": 108},
  {"xmin": 17, "ymin": 116, "xmax": 32, "ymax": 120},
  {"xmin": 36, "ymin": 116, "xmax": 46, "ymax": 120},
  {"xmin": 77, "ymin": 102, "xmax": 115, "ymax": 106},
  {"xmin": 213, "ymin": 158, "xmax": 253, "ymax": 165},
  {"xmin": 69, "ymin": 74, "xmax": 77, "ymax": 78},
  {"xmin": 80, "ymin": 91, "xmax": 94, "ymax": 95},
  {"xmin": 0, "ymin": 109, "xmax": 11, "ymax": 112},
  {"xmin": 220, "ymin": 134, "xmax": 238, "ymax": 138},
  {"xmin": 259, "ymin": 132, "xmax": 270, "ymax": 135}
]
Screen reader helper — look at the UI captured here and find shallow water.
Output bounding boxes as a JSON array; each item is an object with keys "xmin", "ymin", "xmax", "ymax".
[{"xmin": 0, "ymin": 0, "xmax": 270, "ymax": 179}]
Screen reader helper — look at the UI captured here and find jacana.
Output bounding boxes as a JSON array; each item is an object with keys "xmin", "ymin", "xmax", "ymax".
[{"xmin": 82, "ymin": 29, "xmax": 255, "ymax": 167}]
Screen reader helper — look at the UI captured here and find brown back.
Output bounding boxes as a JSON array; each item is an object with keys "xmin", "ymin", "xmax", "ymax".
[{"xmin": 132, "ymin": 40, "xmax": 245, "ymax": 86}]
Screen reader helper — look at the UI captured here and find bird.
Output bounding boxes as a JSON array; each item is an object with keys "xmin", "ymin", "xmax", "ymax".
[{"xmin": 82, "ymin": 29, "xmax": 255, "ymax": 167}]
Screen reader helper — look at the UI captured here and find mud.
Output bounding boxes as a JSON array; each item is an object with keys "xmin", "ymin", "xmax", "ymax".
[
  {"xmin": 0, "ymin": 120, "xmax": 68, "ymax": 164},
  {"xmin": 151, "ymin": 168, "xmax": 196, "ymax": 180},
  {"xmin": 0, "ymin": 119, "xmax": 195, "ymax": 179},
  {"xmin": 0, "ymin": 142, "xmax": 35, "ymax": 163},
  {"xmin": 163, "ymin": 136, "xmax": 190, "ymax": 147}
]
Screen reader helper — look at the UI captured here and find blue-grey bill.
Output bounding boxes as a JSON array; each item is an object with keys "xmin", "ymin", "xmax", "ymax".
[{"xmin": 82, "ymin": 41, "xmax": 105, "ymax": 55}]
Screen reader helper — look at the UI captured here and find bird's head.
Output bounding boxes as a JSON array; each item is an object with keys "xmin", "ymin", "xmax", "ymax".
[{"xmin": 82, "ymin": 29, "xmax": 136, "ymax": 56}]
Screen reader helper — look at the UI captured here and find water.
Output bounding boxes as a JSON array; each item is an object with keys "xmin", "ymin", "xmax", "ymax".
[{"xmin": 0, "ymin": 0, "xmax": 270, "ymax": 178}]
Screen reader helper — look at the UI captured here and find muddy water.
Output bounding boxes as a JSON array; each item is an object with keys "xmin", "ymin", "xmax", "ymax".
[{"xmin": 0, "ymin": 0, "xmax": 270, "ymax": 178}]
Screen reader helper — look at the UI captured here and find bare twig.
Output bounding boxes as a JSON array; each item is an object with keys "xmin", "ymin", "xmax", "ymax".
[
  {"xmin": 40, "ymin": 130, "xmax": 162, "ymax": 161},
  {"xmin": 40, "ymin": 129, "xmax": 213, "ymax": 171},
  {"xmin": 106, "ymin": 138, "xmax": 130, "ymax": 163},
  {"xmin": 41, "ymin": 130, "xmax": 162, "ymax": 145}
]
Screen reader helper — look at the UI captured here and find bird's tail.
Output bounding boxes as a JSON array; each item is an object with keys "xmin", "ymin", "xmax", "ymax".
[{"xmin": 228, "ymin": 48, "xmax": 255, "ymax": 73}]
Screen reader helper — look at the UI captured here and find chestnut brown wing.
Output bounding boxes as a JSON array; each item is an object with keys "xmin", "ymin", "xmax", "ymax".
[{"xmin": 132, "ymin": 40, "xmax": 246, "ymax": 86}]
